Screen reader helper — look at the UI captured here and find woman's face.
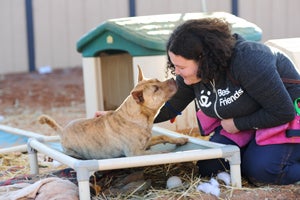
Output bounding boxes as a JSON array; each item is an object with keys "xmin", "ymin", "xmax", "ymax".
[{"xmin": 168, "ymin": 51, "xmax": 201, "ymax": 85}]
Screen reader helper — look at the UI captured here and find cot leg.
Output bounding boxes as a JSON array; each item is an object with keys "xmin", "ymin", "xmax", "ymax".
[
  {"xmin": 27, "ymin": 140, "xmax": 39, "ymax": 175},
  {"xmin": 229, "ymin": 163, "xmax": 242, "ymax": 188},
  {"xmin": 228, "ymin": 150, "xmax": 242, "ymax": 188},
  {"xmin": 78, "ymin": 180, "xmax": 91, "ymax": 200},
  {"xmin": 76, "ymin": 168, "xmax": 91, "ymax": 200}
]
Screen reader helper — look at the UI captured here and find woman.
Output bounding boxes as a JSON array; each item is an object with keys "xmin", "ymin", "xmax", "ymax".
[{"xmin": 154, "ymin": 18, "xmax": 300, "ymax": 185}]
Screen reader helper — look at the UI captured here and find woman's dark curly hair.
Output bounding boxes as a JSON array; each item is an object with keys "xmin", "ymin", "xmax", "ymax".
[{"xmin": 166, "ymin": 18, "xmax": 236, "ymax": 83}]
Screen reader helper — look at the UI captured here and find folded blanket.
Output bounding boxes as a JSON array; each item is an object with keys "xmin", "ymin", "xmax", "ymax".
[{"xmin": 0, "ymin": 177, "xmax": 79, "ymax": 200}]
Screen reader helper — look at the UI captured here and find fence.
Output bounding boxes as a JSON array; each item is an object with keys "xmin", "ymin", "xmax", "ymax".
[{"xmin": 0, "ymin": 0, "xmax": 299, "ymax": 74}]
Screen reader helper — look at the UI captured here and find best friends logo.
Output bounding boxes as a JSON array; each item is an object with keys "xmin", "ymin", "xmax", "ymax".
[
  {"xmin": 197, "ymin": 87, "xmax": 244, "ymax": 108},
  {"xmin": 198, "ymin": 90, "xmax": 212, "ymax": 108},
  {"xmin": 219, "ymin": 88, "xmax": 244, "ymax": 106}
]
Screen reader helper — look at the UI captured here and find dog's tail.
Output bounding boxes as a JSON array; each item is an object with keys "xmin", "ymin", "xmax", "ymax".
[{"xmin": 38, "ymin": 114, "xmax": 63, "ymax": 133}]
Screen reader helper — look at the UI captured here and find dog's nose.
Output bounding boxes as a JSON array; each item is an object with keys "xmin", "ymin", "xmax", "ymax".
[{"xmin": 167, "ymin": 78, "xmax": 177, "ymax": 89}]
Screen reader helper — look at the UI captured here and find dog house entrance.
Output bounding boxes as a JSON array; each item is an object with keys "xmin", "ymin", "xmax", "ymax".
[{"xmin": 100, "ymin": 52, "xmax": 133, "ymax": 110}]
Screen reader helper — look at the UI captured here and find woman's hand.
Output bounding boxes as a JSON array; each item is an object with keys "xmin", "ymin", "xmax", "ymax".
[
  {"xmin": 221, "ymin": 118, "xmax": 239, "ymax": 134},
  {"xmin": 94, "ymin": 111, "xmax": 108, "ymax": 118}
]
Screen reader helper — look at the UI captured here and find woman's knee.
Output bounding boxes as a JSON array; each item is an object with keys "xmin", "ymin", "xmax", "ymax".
[
  {"xmin": 241, "ymin": 141, "xmax": 297, "ymax": 185},
  {"xmin": 241, "ymin": 156, "xmax": 273, "ymax": 185}
]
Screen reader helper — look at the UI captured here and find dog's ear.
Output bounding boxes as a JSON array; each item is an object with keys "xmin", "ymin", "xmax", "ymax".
[
  {"xmin": 131, "ymin": 90, "xmax": 144, "ymax": 103},
  {"xmin": 137, "ymin": 65, "xmax": 144, "ymax": 82}
]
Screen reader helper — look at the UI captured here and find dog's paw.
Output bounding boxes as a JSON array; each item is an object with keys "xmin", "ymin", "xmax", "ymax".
[{"xmin": 176, "ymin": 137, "xmax": 189, "ymax": 146}]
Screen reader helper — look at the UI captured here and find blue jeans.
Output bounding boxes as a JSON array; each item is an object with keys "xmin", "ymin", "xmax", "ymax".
[{"xmin": 197, "ymin": 127, "xmax": 300, "ymax": 185}]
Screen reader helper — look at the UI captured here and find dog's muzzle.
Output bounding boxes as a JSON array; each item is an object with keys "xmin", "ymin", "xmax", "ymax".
[{"xmin": 166, "ymin": 78, "xmax": 178, "ymax": 92}]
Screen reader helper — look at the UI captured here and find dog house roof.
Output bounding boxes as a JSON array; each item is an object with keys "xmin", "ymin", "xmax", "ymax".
[{"xmin": 77, "ymin": 12, "xmax": 262, "ymax": 57}]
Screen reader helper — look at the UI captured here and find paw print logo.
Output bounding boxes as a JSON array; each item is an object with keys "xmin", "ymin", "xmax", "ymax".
[{"xmin": 198, "ymin": 90, "xmax": 212, "ymax": 108}]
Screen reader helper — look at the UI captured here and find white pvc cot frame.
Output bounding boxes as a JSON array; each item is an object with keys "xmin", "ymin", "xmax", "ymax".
[{"xmin": 25, "ymin": 126, "xmax": 242, "ymax": 200}]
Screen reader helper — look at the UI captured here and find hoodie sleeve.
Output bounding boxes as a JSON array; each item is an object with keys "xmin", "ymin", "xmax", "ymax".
[
  {"xmin": 154, "ymin": 75, "xmax": 195, "ymax": 123},
  {"xmin": 232, "ymin": 44, "xmax": 295, "ymax": 130}
]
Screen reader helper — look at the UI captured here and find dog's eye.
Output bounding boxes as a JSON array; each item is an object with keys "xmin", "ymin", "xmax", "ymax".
[{"xmin": 153, "ymin": 85, "xmax": 159, "ymax": 92}]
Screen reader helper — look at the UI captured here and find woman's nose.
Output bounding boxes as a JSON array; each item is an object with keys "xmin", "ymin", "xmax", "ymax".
[{"xmin": 174, "ymin": 67, "xmax": 180, "ymax": 75}]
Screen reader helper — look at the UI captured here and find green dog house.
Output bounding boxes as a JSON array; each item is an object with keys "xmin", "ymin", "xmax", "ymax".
[{"xmin": 77, "ymin": 12, "xmax": 262, "ymax": 130}]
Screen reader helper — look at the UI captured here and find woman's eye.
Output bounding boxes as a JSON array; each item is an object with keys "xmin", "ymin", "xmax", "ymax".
[
  {"xmin": 175, "ymin": 66, "xmax": 185, "ymax": 70},
  {"xmin": 153, "ymin": 86, "xmax": 159, "ymax": 92}
]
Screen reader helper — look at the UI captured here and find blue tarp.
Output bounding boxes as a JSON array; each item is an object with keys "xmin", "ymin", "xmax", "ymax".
[
  {"xmin": 0, "ymin": 130, "xmax": 62, "ymax": 151},
  {"xmin": 0, "ymin": 130, "xmax": 28, "ymax": 148}
]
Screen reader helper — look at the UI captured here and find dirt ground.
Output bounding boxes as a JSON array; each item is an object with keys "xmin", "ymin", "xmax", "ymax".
[{"xmin": 1, "ymin": 67, "xmax": 300, "ymax": 199}]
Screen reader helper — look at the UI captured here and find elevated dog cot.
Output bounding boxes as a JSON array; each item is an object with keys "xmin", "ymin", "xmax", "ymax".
[
  {"xmin": 1, "ymin": 124, "xmax": 242, "ymax": 199},
  {"xmin": 27, "ymin": 125, "xmax": 242, "ymax": 200}
]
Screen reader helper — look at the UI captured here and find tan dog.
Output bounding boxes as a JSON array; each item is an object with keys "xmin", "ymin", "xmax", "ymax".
[{"xmin": 38, "ymin": 66, "xmax": 188, "ymax": 159}]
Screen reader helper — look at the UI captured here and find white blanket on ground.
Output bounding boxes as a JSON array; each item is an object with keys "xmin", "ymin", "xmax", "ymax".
[{"xmin": 0, "ymin": 177, "xmax": 79, "ymax": 200}]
